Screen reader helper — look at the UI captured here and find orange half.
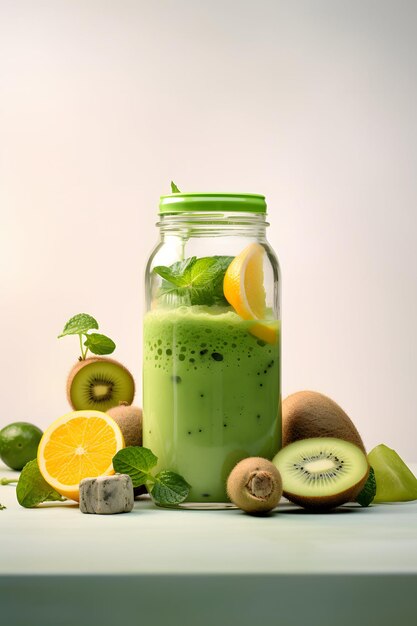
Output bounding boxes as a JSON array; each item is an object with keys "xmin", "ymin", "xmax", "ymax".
[
  {"xmin": 37, "ymin": 410, "xmax": 125, "ymax": 501},
  {"xmin": 223, "ymin": 243, "xmax": 278, "ymax": 343}
]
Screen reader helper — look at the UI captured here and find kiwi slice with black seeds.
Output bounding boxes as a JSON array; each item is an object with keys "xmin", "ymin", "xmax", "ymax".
[
  {"xmin": 67, "ymin": 357, "xmax": 135, "ymax": 412},
  {"xmin": 273, "ymin": 437, "xmax": 369, "ymax": 511}
]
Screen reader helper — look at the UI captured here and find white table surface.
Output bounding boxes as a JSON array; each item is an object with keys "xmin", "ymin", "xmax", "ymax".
[{"xmin": 1, "ymin": 462, "xmax": 417, "ymax": 626}]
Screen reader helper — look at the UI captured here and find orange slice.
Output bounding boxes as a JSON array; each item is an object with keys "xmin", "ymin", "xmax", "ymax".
[
  {"xmin": 223, "ymin": 243, "xmax": 278, "ymax": 344},
  {"xmin": 37, "ymin": 410, "xmax": 125, "ymax": 501}
]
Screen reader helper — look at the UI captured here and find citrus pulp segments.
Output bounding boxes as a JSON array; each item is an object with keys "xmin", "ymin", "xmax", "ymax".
[
  {"xmin": 223, "ymin": 243, "xmax": 277, "ymax": 344},
  {"xmin": 37, "ymin": 410, "xmax": 125, "ymax": 501},
  {"xmin": 223, "ymin": 242, "xmax": 265, "ymax": 318}
]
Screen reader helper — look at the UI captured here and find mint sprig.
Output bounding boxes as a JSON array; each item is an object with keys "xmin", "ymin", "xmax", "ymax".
[
  {"xmin": 154, "ymin": 255, "xmax": 233, "ymax": 306},
  {"xmin": 112, "ymin": 446, "xmax": 191, "ymax": 506},
  {"xmin": 58, "ymin": 313, "xmax": 116, "ymax": 359},
  {"xmin": 356, "ymin": 466, "xmax": 377, "ymax": 507},
  {"xmin": 16, "ymin": 459, "xmax": 66, "ymax": 508}
]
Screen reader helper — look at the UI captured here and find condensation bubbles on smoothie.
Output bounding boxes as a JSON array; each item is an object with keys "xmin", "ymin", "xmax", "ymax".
[{"xmin": 144, "ymin": 307, "xmax": 277, "ymax": 376}]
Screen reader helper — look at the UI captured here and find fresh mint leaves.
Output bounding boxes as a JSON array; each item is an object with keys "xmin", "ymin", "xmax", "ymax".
[
  {"xmin": 151, "ymin": 470, "xmax": 190, "ymax": 505},
  {"xmin": 0, "ymin": 503, "xmax": 5, "ymax": 510},
  {"xmin": 16, "ymin": 460, "xmax": 66, "ymax": 508},
  {"xmin": 58, "ymin": 313, "xmax": 98, "ymax": 337},
  {"xmin": 83, "ymin": 333, "xmax": 116, "ymax": 356},
  {"xmin": 113, "ymin": 447, "xmax": 158, "ymax": 486},
  {"xmin": 154, "ymin": 255, "xmax": 233, "ymax": 306},
  {"xmin": 171, "ymin": 181, "xmax": 181, "ymax": 193},
  {"xmin": 112, "ymin": 446, "xmax": 191, "ymax": 506},
  {"xmin": 58, "ymin": 313, "xmax": 116, "ymax": 359},
  {"xmin": 356, "ymin": 466, "xmax": 377, "ymax": 507}
]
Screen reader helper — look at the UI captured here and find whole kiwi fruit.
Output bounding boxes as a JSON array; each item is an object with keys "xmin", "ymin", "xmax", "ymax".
[
  {"xmin": 227, "ymin": 457, "xmax": 283, "ymax": 514},
  {"xmin": 282, "ymin": 391, "xmax": 366, "ymax": 453},
  {"xmin": 107, "ymin": 402, "xmax": 142, "ymax": 447}
]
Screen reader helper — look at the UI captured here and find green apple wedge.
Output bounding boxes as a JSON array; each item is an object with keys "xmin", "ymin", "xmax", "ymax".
[{"xmin": 368, "ymin": 444, "xmax": 417, "ymax": 503}]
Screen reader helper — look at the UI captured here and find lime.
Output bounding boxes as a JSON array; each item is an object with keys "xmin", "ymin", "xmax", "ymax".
[{"xmin": 0, "ymin": 422, "xmax": 43, "ymax": 470}]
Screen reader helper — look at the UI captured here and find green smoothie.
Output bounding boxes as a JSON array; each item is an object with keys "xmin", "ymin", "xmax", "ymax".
[{"xmin": 143, "ymin": 305, "xmax": 281, "ymax": 502}]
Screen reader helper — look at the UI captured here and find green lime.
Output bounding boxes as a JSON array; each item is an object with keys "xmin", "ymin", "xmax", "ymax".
[{"xmin": 0, "ymin": 422, "xmax": 43, "ymax": 471}]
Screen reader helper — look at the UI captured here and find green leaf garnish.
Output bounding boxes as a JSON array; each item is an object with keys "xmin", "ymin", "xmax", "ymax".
[
  {"xmin": 112, "ymin": 446, "xmax": 158, "ymax": 487},
  {"xmin": 0, "ymin": 503, "xmax": 5, "ymax": 510},
  {"xmin": 58, "ymin": 313, "xmax": 98, "ymax": 337},
  {"xmin": 171, "ymin": 181, "xmax": 181, "ymax": 193},
  {"xmin": 356, "ymin": 467, "xmax": 377, "ymax": 507},
  {"xmin": 154, "ymin": 255, "xmax": 234, "ymax": 306},
  {"xmin": 112, "ymin": 446, "xmax": 191, "ymax": 505},
  {"xmin": 16, "ymin": 460, "xmax": 66, "ymax": 508},
  {"xmin": 151, "ymin": 470, "xmax": 191, "ymax": 505},
  {"xmin": 154, "ymin": 257, "xmax": 197, "ymax": 287},
  {"xmin": 58, "ymin": 313, "xmax": 116, "ymax": 360},
  {"xmin": 84, "ymin": 333, "xmax": 116, "ymax": 356}
]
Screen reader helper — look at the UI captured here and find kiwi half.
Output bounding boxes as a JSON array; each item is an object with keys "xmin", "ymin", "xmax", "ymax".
[
  {"xmin": 273, "ymin": 437, "xmax": 369, "ymax": 511},
  {"xmin": 67, "ymin": 357, "xmax": 135, "ymax": 412}
]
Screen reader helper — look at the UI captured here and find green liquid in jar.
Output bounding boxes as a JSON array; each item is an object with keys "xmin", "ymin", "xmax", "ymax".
[{"xmin": 143, "ymin": 305, "xmax": 281, "ymax": 502}]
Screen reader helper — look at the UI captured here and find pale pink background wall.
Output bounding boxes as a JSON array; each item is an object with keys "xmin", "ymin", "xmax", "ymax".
[{"xmin": 1, "ymin": 1, "xmax": 416, "ymax": 459}]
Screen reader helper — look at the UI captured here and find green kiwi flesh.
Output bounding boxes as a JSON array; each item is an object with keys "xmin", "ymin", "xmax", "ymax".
[
  {"xmin": 273, "ymin": 437, "xmax": 369, "ymax": 511},
  {"xmin": 67, "ymin": 358, "xmax": 135, "ymax": 412}
]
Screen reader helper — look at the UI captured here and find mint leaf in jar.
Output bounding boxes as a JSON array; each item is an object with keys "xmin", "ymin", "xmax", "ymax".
[
  {"xmin": 154, "ymin": 257, "xmax": 197, "ymax": 288},
  {"xmin": 151, "ymin": 470, "xmax": 191, "ymax": 505},
  {"xmin": 154, "ymin": 255, "xmax": 234, "ymax": 306}
]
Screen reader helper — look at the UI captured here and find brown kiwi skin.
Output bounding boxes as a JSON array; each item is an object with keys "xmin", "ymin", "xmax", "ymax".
[
  {"xmin": 66, "ymin": 357, "xmax": 135, "ymax": 410},
  {"xmin": 284, "ymin": 461, "xmax": 370, "ymax": 511},
  {"xmin": 227, "ymin": 457, "xmax": 283, "ymax": 514},
  {"xmin": 282, "ymin": 391, "xmax": 366, "ymax": 453},
  {"xmin": 107, "ymin": 403, "xmax": 142, "ymax": 447}
]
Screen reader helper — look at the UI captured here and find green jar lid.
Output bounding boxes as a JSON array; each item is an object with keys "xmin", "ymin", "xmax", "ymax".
[{"xmin": 159, "ymin": 193, "xmax": 266, "ymax": 214}]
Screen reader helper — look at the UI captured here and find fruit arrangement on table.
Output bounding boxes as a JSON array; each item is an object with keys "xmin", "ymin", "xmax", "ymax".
[
  {"xmin": 0, "ymin": 310, "xmax": 416, "ymax": 515},
  {"xmin": 1, "ymin": 210, "xmax": 416, "ymax": 515}
]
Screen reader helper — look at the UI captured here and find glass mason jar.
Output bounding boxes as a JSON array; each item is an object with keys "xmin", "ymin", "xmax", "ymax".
[{"xmin": 143, "ymin": 193, "xmax": 281, "ymax": 505}]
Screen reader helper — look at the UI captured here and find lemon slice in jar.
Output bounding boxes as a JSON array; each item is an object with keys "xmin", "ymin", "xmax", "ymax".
[{"xmin": 223, "ymin": 243, "xmax": 278, "ymax": 344}]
